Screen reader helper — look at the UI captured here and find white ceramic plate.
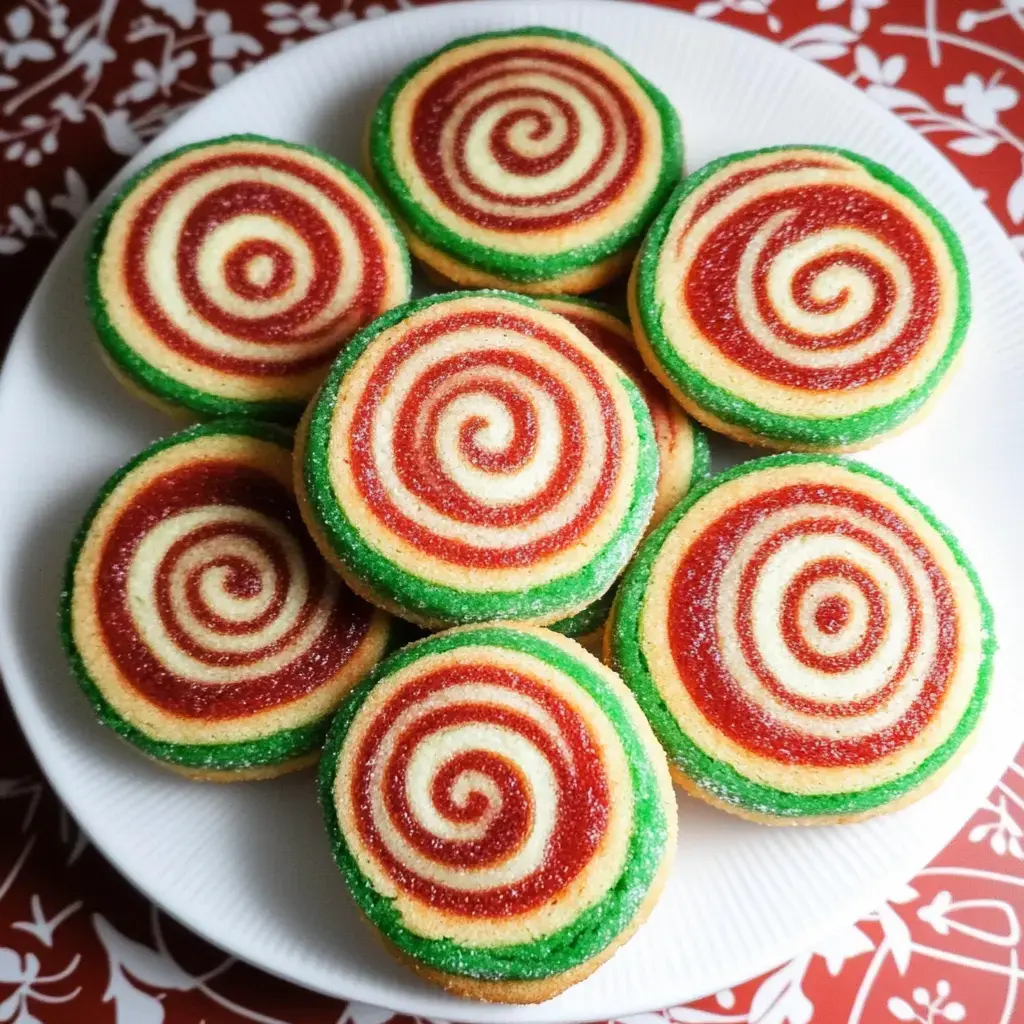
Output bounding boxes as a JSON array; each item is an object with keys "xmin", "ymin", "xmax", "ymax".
[{"xmin": 1, "ymin": 2, "xmax": 1022, "ymax": 1021}]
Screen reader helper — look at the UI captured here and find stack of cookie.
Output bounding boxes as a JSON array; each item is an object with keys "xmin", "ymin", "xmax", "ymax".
[{"xmin": 61, "ymin": 27, "xmax": 994, "ymax": 1004}]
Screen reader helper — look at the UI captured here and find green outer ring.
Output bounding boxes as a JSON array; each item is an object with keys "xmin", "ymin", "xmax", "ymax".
[
  {"xmin": 369, "ymin": 28, "xmax": 684, "ymax": 284},
  {"xmin": 318, "ymin": 625, "xmax": 670, "ymax": 981},
  {"xmin": 633, "ymin": 145, "xmax": 972, "ymax": 448},
  {"xmin": 59, "ymin": 420, "xmax": 392, "ymax": 772},
  {"xmin": 542, "ymin": 296, "xmax": 643, "ymax": 637},
  {"xmin": 303, "ymin": 290, "xmax": 659, "ymax": 626},
  {"xmin": 520, "ymin": 296, "xmax": 622, "ymax": 634},
  {"xmin": 491, "ymin": 293, "xmax": 709, "ymax": 637},
  {"xmin": 86, "ymin": 133, "xmax": 412, "ymax": 424},
  {"xmin": 689, "ymin": 422, "xmax": 712, "ymax": 483},
  {"xmin": 549, "ymin": 405, "xmax": 710, "ymax": 640},
  {"xmin": 549, "ymin": 585, "xmax": 615, "ymax": 638},
  {"xmin": 534, "ymin": 292, "xmax": 631, "ymax": 324},
  {"xmin": 608, "ymin": 453, "xmax": 996, "ymax": 819}
]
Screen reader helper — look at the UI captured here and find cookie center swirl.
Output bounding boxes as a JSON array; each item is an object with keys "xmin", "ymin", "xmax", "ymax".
[
  {"xmin": 95, "ymin": 460, "xmax": 372, "ymax": 719},
  {"xmin": 682, "ymin": 180, "xmax": 941, "ymax": 390},
  {"xmin": 348, "ymin": 310, "xmax": 623, "ymax": 567},
  {"xmin": 153, "ymin": 518, "xmax": 299, "ymax": 659},
  {"xmin": 488, "ymin": 92, "xmax": 577, "ymax": 175},
  {"xmin": 775, "ymin": 553, "xmax": 890, "ymax": 674},
  {"xmin": 411, "ymin": 48, "xmax": 643, "ymax": 231},
  {"xmin": 223, "ymin": 239, "xmax": 295, "ymax": 300},
  {"xmin": 666, "ymin": 483, "xmax": 958, "ymax": 765},
  {"xmin": 814, "ymin": 594, "xmax": 851, "ymax": 635},
  {"xmin": 352, "ymin": 664, "xmax": 609, "ymax": 915},
  {"xmin": 396, "ymin": 354, "xmax": 581, "ymax": 526}
]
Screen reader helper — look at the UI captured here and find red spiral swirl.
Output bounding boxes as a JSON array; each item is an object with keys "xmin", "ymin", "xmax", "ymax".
[
  {"xmin": 118, "ymin": 147, "xmax": 396, "ymax": 376},
  {"xmin": 409, "ymin": 46, "xmax": 644, "ymax": 231},
  {"xmin": 349, "ymin": 663, "xmax": 609, "ymax": 916},
  {"xmin": 667, "ymin": 483, "xmax": 957, "ymax": 766},
  {"xmin": 675, "ymin": 154, "xmax": 943, "ymax": 391},
  {"xmin": 95, "ymin": 460, "xmax": 373, "ymax": 719},
  {"xmin": 347, "ymin": 308, "xmax": 624, "ymax": 568}
]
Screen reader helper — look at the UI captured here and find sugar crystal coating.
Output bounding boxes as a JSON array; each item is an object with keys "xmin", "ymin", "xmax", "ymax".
[
  {"xmin": 88, "ymin": 135, "xmax": 411, "ymax": 420},
  {"xmin": 608, "ymin": 455, "xmax": 994, "ymax": 821},
  {"xmin": 300, "ymin": 291, "xmax": 659, "ymax": 628},
  {"xmin": 61, "ymin": 421, "xmax": 392, "ymax": 773},
  {"xmin": 319, "ymin": 625, "xmax": 676, "ymax": 987},
  {"xmin": 369, "ymin": 29, "xmax": 683, "ymax": 287},
  {"xmin": 631, "ymin": 146, "xmax": 970, "ymax": 450},
  {"xmin": 539, "ymin": 297, "xmax": 710, "ymax": 639}
]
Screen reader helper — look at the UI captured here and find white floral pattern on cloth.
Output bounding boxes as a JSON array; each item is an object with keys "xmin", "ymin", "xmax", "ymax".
[
  {"xmin": 2, "ymin": 1, "xmax": 1024, "ymax": 1021},
  {"xmin": 0, "ymin": 0, "xmax": 412, "ymax": 339}
]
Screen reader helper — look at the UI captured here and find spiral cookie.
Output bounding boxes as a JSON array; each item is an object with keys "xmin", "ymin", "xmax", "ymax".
[
  {"xmin": 608, "ymin": 455, "xmax": 994, "ymax": 824},
  {"xmin": 540, "ymin": 297, "xmax": 708, "ymax": 648},
  {"xmin": 61, "ymin": 422, "xmax": 392, "ymax": 780},
  {"xmin": 630, "ymin": 146, "xmax": 970, "ymax": 451},
  {"xmin": 88, "ymin": 135, "xmax": 411, "ymax": 421},
  {"xmin": 321, "ymin": 624, "xmax": 676, "ymax": 1002},
  {"xmin": 538, "ymin": 297, "xmax": 709, "ymax": 527},
  {"xmin": 298, "ymin": 291, "xmax": 659, "ymax": 628},
  {"xmin": 368, "ymin": 28, "xmax": 682, "ymax": 293}
]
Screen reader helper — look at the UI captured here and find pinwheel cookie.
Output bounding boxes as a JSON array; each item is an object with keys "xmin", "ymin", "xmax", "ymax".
[
  {"xmin": 368, "ymin": 28, "xmax": 682, "ymax": 293},
  {"xmin": 320, "ymin": 624, "xmax": 677, "ymax": 1002},
  {"xmin": 539, "ymin": 297, "xmax": 708, "ymax": 648},
  {"xmin": 297, "ymin": 291, "xmax": 659, "ymax": 628},
  {"xmin": 608, "ymin": 455, "xmax": 994, "ymax": 824},
  {"xmin": 88, "ymin": 135, "xmax": 411, "ymax": 422},
  {"xmin": 61, "ymin": 422, "xmax": 392, "ymax": 780},
  {"xmin": 538, "ymin": 297, "xmax": 709, "ymax": 527},
  {"xmin": 630, "ymin": 146, "xmax": 970, "ymax": 451}
]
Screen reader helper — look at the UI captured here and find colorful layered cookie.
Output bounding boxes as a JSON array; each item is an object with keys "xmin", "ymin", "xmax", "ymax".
[
  {"xmin": 608, "ymin": 455, "xmax": 994, "ymax": 824},
  {"xmin": 538, "ymin": 297, "xmax": 709, "ymax": 527},
  {"xmin": 61, "ymin": 422, "xmax": 392, "ymax": 780},
  {"xmin": 88, "ymin": 134, "xmax": 411, "ymax": 421},
  {"xmin": 630, "ymin": 146, "xmax": 970, "ymax": 451},
  {"xmin": 540, "ymin": 297, "xmax": 708, "ymax": 648},
  {"xmin": 298, "ymin": 291, "xmax": 659, "ymax": 628},
  {"xmin": 368, "ymin": 28, "xmax": 682, "ymax": 293},
  {"xmin": 320, "ymin": 624, "xmax": 677, "ymax": 1002}
]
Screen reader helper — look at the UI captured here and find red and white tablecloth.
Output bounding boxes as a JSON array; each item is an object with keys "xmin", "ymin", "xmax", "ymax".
[{"xmin": 1, "ymin": 1, "xmax": 1023, "ymax": 1021}]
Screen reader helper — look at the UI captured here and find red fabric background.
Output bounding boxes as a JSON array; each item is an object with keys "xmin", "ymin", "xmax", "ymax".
[{"xmin": 2, "ymin": 2, "xmax": 1023, "ymax": 1021}]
